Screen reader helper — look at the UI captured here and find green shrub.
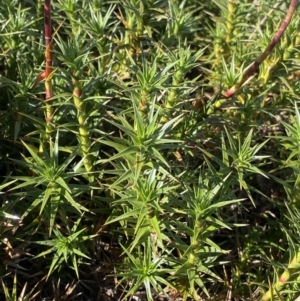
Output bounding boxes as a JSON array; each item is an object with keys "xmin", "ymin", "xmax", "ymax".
[{"xmin": 1, "ymin": 0, "xmax": 300, "ymax": 300}]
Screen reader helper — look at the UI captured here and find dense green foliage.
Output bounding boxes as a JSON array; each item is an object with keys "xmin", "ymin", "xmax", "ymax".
[{"xmin": 1, "ymin": 0, "xmax": 300, "ymax": 300}]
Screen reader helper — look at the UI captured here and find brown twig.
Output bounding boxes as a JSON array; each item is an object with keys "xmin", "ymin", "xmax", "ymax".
[{"xmin": 223, "ymin": 0, "xmax": 298, "ymax": 99}]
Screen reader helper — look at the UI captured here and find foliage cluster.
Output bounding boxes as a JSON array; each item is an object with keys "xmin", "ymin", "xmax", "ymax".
[{"xmin": 1, "ymin": 0, "xmax": 300, "ymax": 300}]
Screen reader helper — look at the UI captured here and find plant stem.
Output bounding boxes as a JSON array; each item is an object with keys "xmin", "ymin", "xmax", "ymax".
[
  {"xmin": 226, "ymin": 0, "xmax": 237, "ymax": 44},
  {"xmin": 44, "ymin": 0, "xmax": 54, "ymax": 138},
  {"xmin": 72, "ymin": 77, "xmax": 94, "ymax": 182},
  {"xmin": 223, "ymin": 0, "xmax": 298, "ymax": 99}
]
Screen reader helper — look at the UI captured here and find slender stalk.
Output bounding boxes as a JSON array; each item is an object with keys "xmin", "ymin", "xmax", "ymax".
[
  {"xmin": 223, "ymin": 0, "xmax": 298, "ymax": 99},
  {"xmin": 44, "ymin": 0, "xmax": 54, "ymax": 136},
  {"xmin": 37, "ymin": 0, "xmax": 43, "ymax": 20}
]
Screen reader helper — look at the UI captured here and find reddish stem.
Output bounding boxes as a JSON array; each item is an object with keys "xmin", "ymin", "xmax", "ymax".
[
  {"xmin": 44, "ymin": 0, "xmax": 53, "ymax": 127},
  {"xmin": 44, "ymin": 0, "xmax": 52, "ymax": 82},
  {"xmin": 223, "ymin": 0, "xmax": 298, "ymax": 99}
]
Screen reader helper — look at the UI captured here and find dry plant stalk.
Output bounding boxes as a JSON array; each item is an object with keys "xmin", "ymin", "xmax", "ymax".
[{"xmin": 223, "ymin": 0, "xmax": 298, "ymax": 99}]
